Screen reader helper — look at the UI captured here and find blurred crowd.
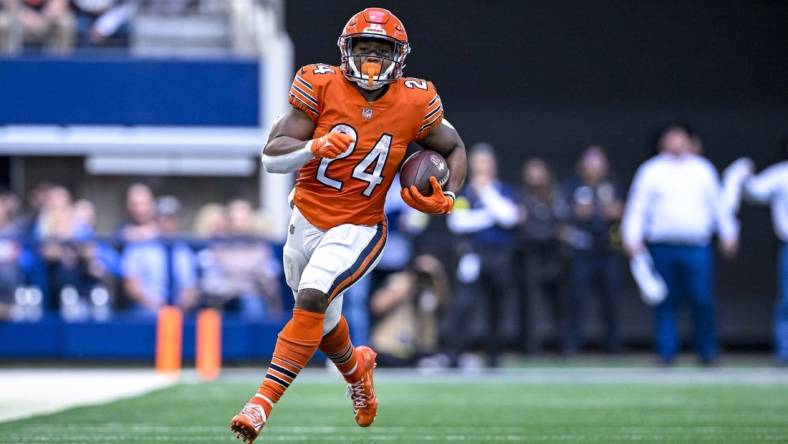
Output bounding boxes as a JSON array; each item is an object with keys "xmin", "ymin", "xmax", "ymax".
[
  {"xmin": 1, "ymin": 122, "xmax": 787, "ymax": 368},
  {"xmin": 0, "ymin": 0, "xmax": 206, "ymax": 53},
  {"xmin": 363, "ymin": 121, "xmax": 788, "ymax": 369},
  {"xmin": 0, "ymin": 181, "xmax": 283, "ymax": 322},
  {"xmin": 364, "ymin": 141, "xmax": 628, "ymax": 368}
]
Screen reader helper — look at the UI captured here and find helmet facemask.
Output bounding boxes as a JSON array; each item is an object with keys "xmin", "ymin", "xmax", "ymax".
[{"xmin": 338, "ymin": 35, "xmax": 410, "ymax": 91}]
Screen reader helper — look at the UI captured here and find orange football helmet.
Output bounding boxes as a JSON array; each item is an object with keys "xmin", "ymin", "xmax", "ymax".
[{"xmin": 337, "ymin": 7, "xmax": 410, "ymax": 91}]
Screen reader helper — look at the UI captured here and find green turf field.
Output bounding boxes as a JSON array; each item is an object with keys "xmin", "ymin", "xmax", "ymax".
[{"xmin": 1, "ymin": 378, "xmax": 787, "ymax": 443}]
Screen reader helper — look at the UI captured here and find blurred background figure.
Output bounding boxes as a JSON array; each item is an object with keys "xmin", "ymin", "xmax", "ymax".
[
  {"xmin": 26, "ymin": 186, "xmax": 119, "ymax": 319},
  {"xmin": 0, "ymin": 0, "xmax": 20, "ymax": 54},
  {"xmin": 563, "ymin": 146, "xmax": 624, "ymax": 354},
  {"xmin": 118, "ymin": 183, "xmax": 157, "ymax": 243},
  {"xmin": 369, "ymin": 254, "xmax": 449, "ymax": 367},
  {"xmin": 121, "ymin": 195, "xmax": 198, "ymax": 318},
  {"xmin": 741, "ymin": 135, "xmax": 788, "ymax": 365},
  {"xmin": 15, "ymin": 182, "xmax": 52, "ymax": 240},
  {"xmin": 0, "ymin": 189, "xmax": 23, "ymax": 319},
  {"xmin": 195, "ymin": 199, "xmax": 283, "ymax": 321},
  {"xmin": 446, "ymin": 143, "xmax": 520, "ymax": 367},
  {"xmin": 192, "ymin": 202, "xmax": 227, "ymax": 239},
  {"xmin": 35, "ymin": 185, "xmax": 86, "ymax": 310},
  {"xmin": 622, "ymin": 122, "xmax": 739, "ymax": 365},
  {"xmin": 516, "ymin": 158, "xmax": 571, "ymax": 355},
  {"xmin": 16, "ymin": 0, "xmax": 74, "ymax": 53},
  {"xmin": 71, "ymin": 0, "xmax": 133, "ymax": 48},
  {"xmin": 70, "ymin": 198, "xmax": 121, "ymax": 319}
]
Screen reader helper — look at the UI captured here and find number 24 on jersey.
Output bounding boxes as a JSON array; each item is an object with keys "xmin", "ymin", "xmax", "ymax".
[{"xmin": 316, "ymin": 124, "xmax": 392, "ymax": 198}]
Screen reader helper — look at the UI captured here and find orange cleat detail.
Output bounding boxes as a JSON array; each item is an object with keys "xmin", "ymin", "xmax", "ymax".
[
  {"xmin": 348, "ymin": 345, "xmax": 378, "ymax": 427},
  {"xmin": 230, "ymin": 403, "xmax": 267, "ymax": 443}
]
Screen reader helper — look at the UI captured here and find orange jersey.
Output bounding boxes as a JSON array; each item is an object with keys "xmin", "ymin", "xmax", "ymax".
[{"xmin": 288, "ymin": 64, "xmax": 445, "ymax": 230}]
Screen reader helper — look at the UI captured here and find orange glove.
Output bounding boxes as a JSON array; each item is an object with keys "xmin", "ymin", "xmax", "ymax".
[
  {"xmin": 309, "ymin": 131, "xmax": 354, "ymax": 159},
  {"xmin": 401, "ymin": 176, "xmax": 456, "ymax": 215}
]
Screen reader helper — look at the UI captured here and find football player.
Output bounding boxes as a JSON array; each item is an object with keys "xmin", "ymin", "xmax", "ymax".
[{"xmin": 230, "ymin": 7, "xmax": 467, "ymax": 442}]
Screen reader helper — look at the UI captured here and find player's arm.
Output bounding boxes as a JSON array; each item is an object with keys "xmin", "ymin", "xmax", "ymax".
[
  {"xmin": 260, "ymin": 108, "xmax": 353, "ymax": 174},
  {"xmin": 418, "ymin": 119, "xmax": 467, "ymax": 195}
]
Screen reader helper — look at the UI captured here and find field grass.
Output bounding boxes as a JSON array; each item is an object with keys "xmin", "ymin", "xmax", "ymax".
[{"xmin": 2, "ymin": 377, "xmax": 788, "ymax": 443}]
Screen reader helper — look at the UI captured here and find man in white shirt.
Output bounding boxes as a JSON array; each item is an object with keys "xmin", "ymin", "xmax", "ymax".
[
  {"xmin": 741, "ymin": 137, "xmax": 788, "ymax": 365},
  {"xmin": 622, "ymin": 122, "xmax": 738, "ymax": 365}
]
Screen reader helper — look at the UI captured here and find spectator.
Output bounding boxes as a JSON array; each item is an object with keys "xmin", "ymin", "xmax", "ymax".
[
  {"xmin": 0, "ymin": 190, "xmax": 23, "ymax": 318},
  {"xmin": 739, "ymin": 136, "xmax": 788, "ymax": 365},
  {"xmin": 35, "ymin": 185, "xmax": 80, "ymax": 306},
  {"xmin": 369, "ymin": 254, "xmax": 449, "ymax": 366},
  {"xmin": 33, "ymin": 187, "xmax": 118, "ymax": 316},
  {"xmin": 16, "ymin": 182, "xmax": 52, "ymax": 240},
  {"xmin": 226, "ymin": 199, "xmax": 261, "ymax": 236},
  {"xmin": 446, "ymin": 143, "xmax": 520, "ymax": 367},
  {"xmin": 195, "ymin": 199, "xmax": 282, "ymax": 320},
  {"xmin": 563, "ymin": 146, "xmax": 624, "ymax": 354},
  {"xmin": 622, "ymin": 121, "xmax": 738, "ymax": 365},
  {"xmin": 118, "ymin": 183, "xmax": 157, "ymax": 243},
  {"xmin": 121, "ymin": 195, "xmax": 198, "ymax": 318},
  {"xmin": 0, "ymin": 0, "xmax": 20, "ymax": 54},
  {"xmin": 192, "ymin": 203, "xmax": 227, "ymax": 238},
  {"xmin": 225, "ymin": 199, "xmax": 282, "ymax": 317},
  {"xmin": 13, "ymin": 182, "xmax": 52, "ymax": 307},
  {"xmin": 71, "ymin": 199, "xmax": 122, "ymax": 301},
  {"xmin": 517, "ymin": 158, "xmax": 571, "ymax": 354},
  {"xmin": 71, "ymin": 0, "xmax": 134, "ymax": 47},
  {"xmin": 19, "ymin": 0, "xmax": 75, "ymax": 53}
]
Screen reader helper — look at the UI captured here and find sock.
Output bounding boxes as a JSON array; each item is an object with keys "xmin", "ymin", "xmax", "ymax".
[
  {"xmin": 250, "ymin": 309, "xmax": 325, "ymax": 417},
  {"xmin": 319, "ymin": 316, "xmax": 364, "ymax": 383}
]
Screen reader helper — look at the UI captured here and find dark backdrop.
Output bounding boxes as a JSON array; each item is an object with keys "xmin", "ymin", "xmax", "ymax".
[{"xmin": 286, "ymin": 0, "xmax": 788, "ymax": 347}]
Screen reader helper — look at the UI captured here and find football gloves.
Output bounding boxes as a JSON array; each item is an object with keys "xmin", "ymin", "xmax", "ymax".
[
  {"xmin": 309, "ymin": 131, "xmax": 354, "ymax": 159},
  {"xmin": 401, "ymin": 176, "xmax": 455, "ymax": 215}
]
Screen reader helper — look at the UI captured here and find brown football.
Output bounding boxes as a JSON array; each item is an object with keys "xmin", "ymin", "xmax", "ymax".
[{"xmin": 399, "ymin": 150, "xmax": 450, "ymax": 196}]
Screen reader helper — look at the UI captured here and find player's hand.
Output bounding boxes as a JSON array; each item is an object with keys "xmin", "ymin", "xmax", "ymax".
[
  {"xmin": 401, "ymin": 176, "xmax": 455, "ymax": 215},
  {"xmin": 309, "ymin": 131, "xmax": 353, "ymax": 159}
]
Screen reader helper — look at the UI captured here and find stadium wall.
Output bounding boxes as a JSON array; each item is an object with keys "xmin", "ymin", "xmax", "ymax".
[{"xmin": 0, "ymin": 57, "xmax": 260, "ymax": 126}]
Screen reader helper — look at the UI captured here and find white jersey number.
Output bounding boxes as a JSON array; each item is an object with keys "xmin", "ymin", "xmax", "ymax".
[
  {"xmin": 404, "ymin": 79, "xmax": 428, "ymax": 90},
  {"xmin": 353, "ymin": 134, "xmax": 392, "ymax": 197},
  {"xmin": 315, "ymin": 125, "xmax": 391, "ymax": 197},
  {"xmin": 316, "ymin": 124, "xmax": 357, "ymax": 190},
  {"xmin": 312, "ymin": 64, "xmax": 335, "ymax": 75}
]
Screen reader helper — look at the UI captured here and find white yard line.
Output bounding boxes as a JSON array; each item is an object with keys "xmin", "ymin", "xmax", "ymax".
[{"xmin": 0, "ymin": 369, "xmax": 177, "ymax": 423}]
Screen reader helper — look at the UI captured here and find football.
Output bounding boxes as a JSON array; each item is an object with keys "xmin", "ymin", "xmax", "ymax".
[{"xmin": 399, "ymin": 150, "xmax": 450, "ymax": 196}]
